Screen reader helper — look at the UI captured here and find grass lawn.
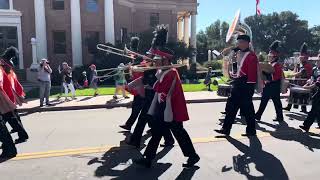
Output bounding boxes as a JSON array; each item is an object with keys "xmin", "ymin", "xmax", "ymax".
[{"xmin": 25, "ymin": 77, "xmax": 228, "ymax": 99}]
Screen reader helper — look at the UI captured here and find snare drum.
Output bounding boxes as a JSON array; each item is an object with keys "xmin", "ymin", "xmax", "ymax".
[
  {"xmin": 217, "ymin": 84, "xmax": 232, "ymax": 97},
  {"xmin": 288, "ymin": 87, "xmax": 312, "ymax": 106},
  {"xmin": 287, "ymin": 78, "xmax": 308, "ymax": 86}
]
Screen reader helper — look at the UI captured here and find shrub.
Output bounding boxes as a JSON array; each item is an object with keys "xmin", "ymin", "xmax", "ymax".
[{"xmin": 203, "ymin": 60, "xmax": 223, "ymax": 70}]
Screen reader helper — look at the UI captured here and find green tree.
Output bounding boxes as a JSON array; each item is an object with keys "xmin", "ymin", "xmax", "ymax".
[
  {"xmin": 196, "ymin": 20, "xmax": 229, "ymax": 63},
  {"xmin": 245, "ymin": 11, "xmax": 313, "ymax": 57}
]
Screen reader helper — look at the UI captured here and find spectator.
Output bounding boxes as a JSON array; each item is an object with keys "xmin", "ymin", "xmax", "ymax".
[
  {"xmin": 89, "ymin": 64, "xmax": 99, "ymax": 96},
  {"xmin": 38, "ymin": 59, "xmax": 52, "ymax": 107},
  {"xmin": 113, "ymin": 63, "xmax": 129, "ymax": 99},
  {"xmin": 62, "ymin": 63, "xmax": 76, "ymax": 101},
  {"xmin": 57, "ymin": 62, "xmax": 66, "ymax": 99}
]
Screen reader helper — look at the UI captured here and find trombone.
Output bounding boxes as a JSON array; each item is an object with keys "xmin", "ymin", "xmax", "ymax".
[{"xmin": 96, "ymin": 44, "xmax": 154, "ymax": 62}]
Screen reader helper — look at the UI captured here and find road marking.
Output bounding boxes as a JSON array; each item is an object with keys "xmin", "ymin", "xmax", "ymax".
[{"xmin": 11, "ymin": 128, "xmax": 320, "ymax": 161}]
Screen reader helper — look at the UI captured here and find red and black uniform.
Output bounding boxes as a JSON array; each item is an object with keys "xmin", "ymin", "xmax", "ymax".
[
  {"xmin": 256, "ymin": 59, "xmax": 284, "ymax": 121},
  {"xmin": 221, "ymin": 49, "xmax": 258, "ymax": 135},
  {"xmin": 6, "ymin": 70, "xmax": 29, "ymax": 140},
  {"xmin": 0, "ymin": 66, "xmax": 17, "ymax": 158},
  {"xmin": 301, "ymin": 76, "xmax": 320, "ymax": 131},
  {"xmin": 143, "ymin": 67, "xmax": 198, "ymax": 162}
]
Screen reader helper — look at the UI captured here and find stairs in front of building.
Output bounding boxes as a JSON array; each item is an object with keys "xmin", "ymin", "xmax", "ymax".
[{"xmin": 15, "ymin": 69, "xmax": 39, "ymax": 92}]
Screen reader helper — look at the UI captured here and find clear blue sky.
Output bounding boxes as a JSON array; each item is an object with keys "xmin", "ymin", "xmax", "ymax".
[{"xmin": 197, "ymin": 0, "xmax": 320, "ymax": 32}]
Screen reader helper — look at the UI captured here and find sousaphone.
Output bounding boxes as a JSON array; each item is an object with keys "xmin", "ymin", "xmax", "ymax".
[{"xmin": 223, "ymin": 9, "xmax": 253, "ymax": 78}]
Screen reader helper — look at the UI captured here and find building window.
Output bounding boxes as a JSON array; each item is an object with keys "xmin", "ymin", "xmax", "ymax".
[
  {"xmin": 0, "ymin": 26, "xmax": 18, "ymax": 65},
  {"xmin": 52, "ymin": 0, "xmax": 64, "ymax": 10},
  {"xmin": 86, "ymin": 31, "xmax": 99, "ymax": 54},
  {"xmin": 150, "ymin": 13, "xmax": 160, "ymax": 28},
  {"xmin": 86, "ymin": 0, "xmax": 98, "ymax": 13},
  {"xmin": 53, "ymin": 31, "xmax": 66, "ymax": 54},
  {"xmin": 120, "ymin": 28, "xmax": 128, "ymax": 43},
  {"xmin": 0, "ymin": 0, "xmax": 9, "ymax": 9}
]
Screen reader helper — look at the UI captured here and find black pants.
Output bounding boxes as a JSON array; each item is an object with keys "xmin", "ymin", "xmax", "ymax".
[
  {"xmin": 144, "ymin": 102, "xmax": 196, "ymax": 160},
  {"xmin": 223, "ymin": 83, "xmax": 256, "ymax": 134},
  {"xmin": 256, "ymin": 81, "xmax": 283, "ymax": 120},
  {"xmin": 130, "ymin": 90, "xmax": 173, "ymax": 146},
  {"xmin": 4, "ymin": 111, "xmax": 29, "ymax": 140},
  {"xmin": 0, "ymin": 116, "xmax": 16, "ymax": 154},
  {"xmin": 125, "ymin": 95, "xmax": 144, "ymax": 128},
  {"xmin": 225, "ymin": 97, "xmax": 245, "ymax": 116},
  {"xmin": 303, "ymin": 96, "xmax": 320, "ymax": 128}
]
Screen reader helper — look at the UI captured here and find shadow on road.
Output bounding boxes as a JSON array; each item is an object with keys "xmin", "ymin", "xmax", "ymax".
[
  {"xmin": 78, "ymin": 97, "xmax": 94, "ymax": 102},
  {"xmin": 257, "ymin": 121, "xmax": 320, "ymax": 152},
  {"xmin": 285, "ymin": 112, "xmax": 307, "ymax": 121},
  {"xmin": 175, "ymin": 166, "xmax": 200, "ymax": 180},
  {"xmin": 88, "ymin": 131, "xmax": 174, "ymax": 179},
  {"xmin": 226, "ymin": 136, "xmax": 289, "ymax": 180}
]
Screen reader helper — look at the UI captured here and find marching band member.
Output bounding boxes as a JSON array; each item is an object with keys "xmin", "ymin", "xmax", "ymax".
[
  {"xmin": 134, "ymin": 26, "xmax": 199, "ymax": 168},
  {"xmin": 120, "ymin": 37, "xmax": 145, "ymax": 131},
  {"xmin": 0, "ymin": 50, "xmax": 18, "ymax": 158},
  {"xmin": 1, "ymin": 47, "xmax": 29, "ymax": 144},
  {"xmin": 255, "ymin": 40, "xmax": 284, "ymax": 122},
  {"xmin": 89, "ymin": 64, "xmax": 99, "ymax": 96},
  {"xmin": 299, "ymin": 75, "xmax": 320, "ymax": 132},
  {"xmin": 283, "ymin": 43, "xmax": 313, "ymax": 113},
  {"xmin": 126, "ymin": 31, "xmax": 175, "ymax": 148},
  {"xmin": 215, "ymin": 34, "xmax": 258, "ymax": 136}
]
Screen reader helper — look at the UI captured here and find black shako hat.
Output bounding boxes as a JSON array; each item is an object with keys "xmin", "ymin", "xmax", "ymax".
[
  {"xmin": 237, "ymin": 34, "xmax": 251, "ymax": 42},
  {"xmin": 300, "ymin": 42, "xmax": 308, "ymax": 56}
]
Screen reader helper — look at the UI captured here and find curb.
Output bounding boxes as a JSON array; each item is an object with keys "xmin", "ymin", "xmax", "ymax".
[{"xmin": 18, "ymin": 95, "xmax": 289, "ymax": 113}]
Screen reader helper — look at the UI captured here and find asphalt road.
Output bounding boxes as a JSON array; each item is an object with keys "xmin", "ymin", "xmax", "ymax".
[{"xmin": 1, "ymin": 100, "xmax": 320, "ymax": 180}]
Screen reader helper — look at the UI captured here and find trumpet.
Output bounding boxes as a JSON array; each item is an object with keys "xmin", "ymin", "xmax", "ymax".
[
  {"xmin": 96, "ymin": 44, "xmax": 154, "ymax": 62},
  {"xmin": 132, "ymin": 64, "xmax": 186, "ymax": 72}
]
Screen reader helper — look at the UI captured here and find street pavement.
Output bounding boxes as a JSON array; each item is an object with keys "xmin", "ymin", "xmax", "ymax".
[{"xmin": 1, "ymin": 100, "xmax": 320, "ymax": 180}]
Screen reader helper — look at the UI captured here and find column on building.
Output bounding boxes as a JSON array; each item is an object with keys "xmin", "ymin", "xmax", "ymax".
[
  {"xmin": 105, "ymin": 0, "xmax": 115, "ymax": 45},
  {"xmin": 190, "ymin": 11, "xmax": 197, "ymax": 63},
  {"xmin": 183, "ymin": 13, "xmax": 190, "ymax": 46},
  {"xmin": 9, "ymin": 0, "xmax": 13, "ymax": 10},
  {"xmin": 34, "ymin": 0, "xmax": 48, "ymax": 61},
  {"xmin": 177, "ymin": 16, "xmax": 183, "ymax": 41},
  {"xmin": 70, "ymin": 0, "xmax": 83, "ymax": 66}
]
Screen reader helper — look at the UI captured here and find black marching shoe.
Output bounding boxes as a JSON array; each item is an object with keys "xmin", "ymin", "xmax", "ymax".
[
  {"xmin": 119, "ymin": 124, "xmax": 131, "ymax": 131},
  {"xmin": 299, "ymin": 125, "xmax": 310, "ymax": 132},
  {"xmin": 125, "ymin": 140, "xmax": 140, "ymax": 148},
  {"xmin": 214, "ymin": 129, "xmax": 230, "ymax": 136},
  {"xmin": 0, "ymin": 149, "xmax": 17, "ymax": 159},
  {"xmin": 133, "ymin": 157, "xmax": 152, "ymax": 168},
  {"xmin": 254, "ymin": 114, "xmax": 261, "ymax": 121},
  {"xmin": 241, "ymin": 132, "xmax": 256, "ymax": 137},
  {"xmin": 160, "ymin": 142, "xmax": 174, "ymax": 148},
  {"xmin": 14, "ymin": 137, "xmax": 28, "ymax": 144},
  {"xmin": 282, "ymin": 107, "xmax": 291, "ymax": 111},
  {"xmin": 183, "ymin": 154, "xmax": 200, "ymax": 168},
  {"xmin": 10, "ymin": 129, "xmax": 18, "ymax": 134},
  {"xmin": 273, "ymin": 118, "xmax": 284, "ymax": 122},
  {"xmin": 220, "ymin": 112, "xmax": 227, "ymax": 115}
]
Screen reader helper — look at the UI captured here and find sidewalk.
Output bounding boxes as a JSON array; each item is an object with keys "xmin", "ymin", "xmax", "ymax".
[{"xmin": 18, "ymin": 91, "xmax": 290, "ymax": 113}]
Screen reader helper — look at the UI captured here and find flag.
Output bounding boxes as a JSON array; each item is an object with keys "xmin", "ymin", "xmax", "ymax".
[{"xmin": 256, "ymin": 0, "xmax": 261, "ymax": 15}]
